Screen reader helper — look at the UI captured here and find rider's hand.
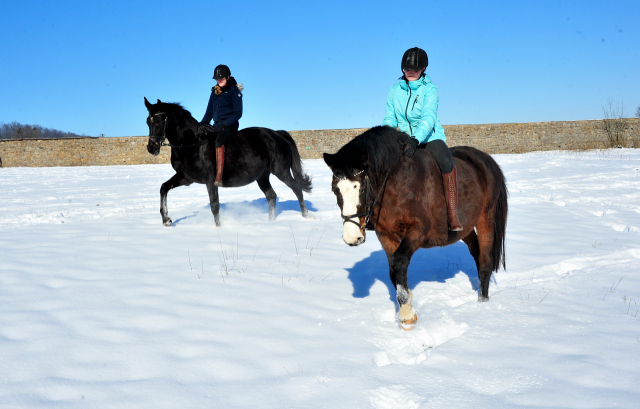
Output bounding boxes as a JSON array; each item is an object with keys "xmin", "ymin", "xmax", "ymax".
[
  {"xmin": 213, "ymin": 123, "xmax": 225, "ymax": 132},
  {"xmin": 404, "ymin": 138, "xmax": 419, "ymax": 158}
]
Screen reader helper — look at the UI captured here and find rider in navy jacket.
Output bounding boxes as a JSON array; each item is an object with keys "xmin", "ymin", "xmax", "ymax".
[
  {"xmin": 201, "ymin": 64, "xmax": 243, "ymax": 187},
  {"xmin": 201, "ymin": 76, "xmax": 243, "ymax": 128}
]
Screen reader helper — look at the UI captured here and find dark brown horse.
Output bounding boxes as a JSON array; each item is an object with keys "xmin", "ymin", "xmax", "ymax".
[
  {"xmin": 144, "ymin": 98, "xmax": 313, "ymax": 227},
  {"xmin": 323, "ymin": 126, "xmax": 507, "ymax": 330}
]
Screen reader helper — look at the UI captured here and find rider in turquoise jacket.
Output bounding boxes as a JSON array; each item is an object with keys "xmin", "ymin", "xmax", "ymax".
[
  {"xmin": 383, "ymin": 47, "xmax": 462, "ymax": 231},
  {"xmin": 383, "ymin": 73, "xmax": 446, "ymax": 145}
]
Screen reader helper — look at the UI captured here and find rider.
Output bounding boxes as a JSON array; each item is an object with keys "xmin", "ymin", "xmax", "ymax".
[
  {"xmin": 383, "ymin": 47, "xmax": 462, "ymax": 231},
  {"xmin": 201, "ymin": 64, "xmax": 243, "ymax": 187}
]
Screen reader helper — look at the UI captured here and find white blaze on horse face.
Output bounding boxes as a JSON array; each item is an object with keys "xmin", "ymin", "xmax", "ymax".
[{"xmin": 337, "ymin": 179, "xmax": 364, "ymax": 245}]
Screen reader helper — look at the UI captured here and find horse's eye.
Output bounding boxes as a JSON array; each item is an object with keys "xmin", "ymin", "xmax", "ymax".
[{"xmin": 353, "ymin": 185, "xmax": 357, "ymax": 189}]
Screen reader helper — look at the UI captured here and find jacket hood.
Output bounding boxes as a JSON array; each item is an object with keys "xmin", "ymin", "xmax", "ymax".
[{"xmin": 228, "ymin": 77, "xmax": 244, "ymax": 91}]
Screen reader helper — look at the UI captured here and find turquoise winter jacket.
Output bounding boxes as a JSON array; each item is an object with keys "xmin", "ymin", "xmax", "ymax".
[{"xmin": 383, "ymin": 74, "xmax": 446, "ymax": 144}]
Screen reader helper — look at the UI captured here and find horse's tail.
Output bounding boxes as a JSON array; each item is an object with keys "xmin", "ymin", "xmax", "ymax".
[
  {"xmin": 277, "ymin": 130, "xmax": 313, "ymax": 193},
  {"xmin": 491, "ymin": 171, "xmax": 508, "ymax": 272}
]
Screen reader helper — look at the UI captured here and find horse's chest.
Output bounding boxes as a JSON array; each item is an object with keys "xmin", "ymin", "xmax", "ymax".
[{"xmin": 171, "ymin": 155, "xmax": 210, "ymax": 184}]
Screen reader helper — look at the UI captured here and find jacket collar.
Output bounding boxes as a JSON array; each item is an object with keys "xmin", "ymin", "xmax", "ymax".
[
  {"xmin": 213, "ymin": 76, "xmax": 238, "ymax": 94},
  {"xmin": 399, "ymin": 74, "xmax": 431, "ymax": 91}
]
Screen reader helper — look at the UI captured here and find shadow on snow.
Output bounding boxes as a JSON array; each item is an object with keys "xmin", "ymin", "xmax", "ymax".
[
  {"xmin": 171, "ymin": 198, "xmax": 317, "ymax": 225},
  {"xmin": 346, "ymin": 242, "xmax": 480, "ymax": 304}
]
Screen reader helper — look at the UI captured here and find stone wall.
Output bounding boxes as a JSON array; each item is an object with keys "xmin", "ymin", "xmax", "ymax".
[
  {"xmin": 293, "ymin": 118, "xmax": 640, "ymax": 159},
  {"xmin": 1, "ymin": 118, "xmax": 638, "ymax": 167},
  {"xmin": 0, "ymin": 137, "xmax": 170, "ymax": 168}
]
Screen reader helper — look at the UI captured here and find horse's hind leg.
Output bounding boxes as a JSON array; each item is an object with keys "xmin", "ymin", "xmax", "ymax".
[
  {"xmin": 256, "ymin": 172, "xmax": 277, "ymax": 221},
  {"xmin": 462, "ymin": 229, "xmax": 481, "ymax": 278},
  {"xmin": 160, "ymin": 173, "xmax": 192, "ymax": 226},
  {"xmin": 273, "ymin": 167, "xmax": 312, "ymax": 219},
  {"xmin": 474, "ymin": 220, "xmax": 496, "ymax": 302}
]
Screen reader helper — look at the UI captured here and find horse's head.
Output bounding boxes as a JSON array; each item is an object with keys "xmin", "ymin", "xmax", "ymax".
[
  {"xmin": 324, "ymin": 152, "xmax": 370, "ymax": 246},
  {"xmin": 144, "ymin": 97, "xmax": 168, "ymax": 156}
]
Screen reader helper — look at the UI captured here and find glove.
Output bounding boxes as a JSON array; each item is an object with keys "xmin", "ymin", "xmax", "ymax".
[
  {"xmin": 404, "ymin": 137, "xmax": 419, "ymax": 158},
  {"xmin": 213, "ymin": 123, "xmax": 225, "ymax": 132}
]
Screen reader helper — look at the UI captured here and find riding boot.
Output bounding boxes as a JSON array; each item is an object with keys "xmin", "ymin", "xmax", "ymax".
[
  {"xmin": 443, "ymin": 166, "xmax": 463, "ymax": 231},
  {"xmin": 214, "ymin": 146, "xmax": 225, "ymax": 187}
]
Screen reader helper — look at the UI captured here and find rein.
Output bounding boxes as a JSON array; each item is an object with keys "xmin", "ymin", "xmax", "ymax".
[
  {"xmin": 339, "ymin": 168, "xmax": 391, "ymax": 233},
  {"xmin": 149, "ymin": 117, "xmax": 216, "ymax": 149}
]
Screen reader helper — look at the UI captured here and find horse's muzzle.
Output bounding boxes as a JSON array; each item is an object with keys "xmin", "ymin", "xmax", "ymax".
[
  {"xmin": 147, "ymin": 142, "xmax": 160, "ymax": 156},
  {"xmin": 346, "ymin": 236, "xmax": 365, "ymax": 246},
  {"xmin": 342, "ymin": 227, "xmax": 366, "ymax": 246}
]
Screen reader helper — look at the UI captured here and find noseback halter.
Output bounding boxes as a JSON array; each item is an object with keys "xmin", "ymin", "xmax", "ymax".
[
  {"xmin": 148, "ymin": 115, "xmax": 170, "ymax": 146},
  {"xmin": 336, "ymin": 169, "xmax": 391, "ymax": 233}
]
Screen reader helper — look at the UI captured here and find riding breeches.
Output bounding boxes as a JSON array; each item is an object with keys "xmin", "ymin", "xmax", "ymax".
[
  {"xmin": 419, "ymin": 139, "xmax": 454, "ymax": 174},
  {"xmin": 215, "ymin": 123, "xmax": 239, "ymax": 148}
]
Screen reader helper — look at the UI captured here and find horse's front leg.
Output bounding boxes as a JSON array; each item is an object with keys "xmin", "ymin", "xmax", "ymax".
[
  {"xmin": 379, "ymin": 234, "xmax": 418, "ymax": 330},
  {"xmin": 206, "ymin": 182, "xmax": 221, "ymax": 227},
  {"xmin": 160, "ymin": 174, "xmax": 192, "ymax": 226},
  {"xmin": 391, "ymin": 244, "xmax": 418, "ymax": 330}
]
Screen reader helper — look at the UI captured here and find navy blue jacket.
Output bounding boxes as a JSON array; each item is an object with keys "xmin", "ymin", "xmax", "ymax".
[{"xmin": 201, "ymin": 77, "xmax": 243, "ymax": 127}]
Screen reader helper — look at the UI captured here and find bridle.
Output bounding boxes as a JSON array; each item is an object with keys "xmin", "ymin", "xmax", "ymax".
[
  {"xmin": 148, "ymin": 115, "xmax": 216, "ymax": 149},
  {"xmin": 336, "ymin": 168, "xmax": 391, "ymax": 234}
]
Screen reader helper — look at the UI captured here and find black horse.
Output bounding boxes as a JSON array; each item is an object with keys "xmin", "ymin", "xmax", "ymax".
[
  {"xmin": 324, "ymin": 126, "xmax": 507, "ymax": 330},
  {"xmin": 144, "ymin": 97, "xmax": 313, "ymax": 226}
]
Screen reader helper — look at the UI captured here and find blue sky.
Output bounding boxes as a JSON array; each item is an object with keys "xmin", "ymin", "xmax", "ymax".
[{"xmin": 1, "ymin": 0, "xmax": 638, "ymax": 137}]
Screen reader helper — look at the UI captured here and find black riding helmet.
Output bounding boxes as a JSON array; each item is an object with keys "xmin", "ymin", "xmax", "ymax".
[
  {"xmin": 401, "ymin": 47, "xmax": 428, "ymax": 71},
  {"xmin": 213, "ymin": 64, "xmax": 231, "ymax": 79}
]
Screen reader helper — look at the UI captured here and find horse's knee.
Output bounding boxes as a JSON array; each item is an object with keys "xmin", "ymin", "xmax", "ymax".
[{"xmin": 160, "ymin": 183, "xmax": 173, "ymax": 195}]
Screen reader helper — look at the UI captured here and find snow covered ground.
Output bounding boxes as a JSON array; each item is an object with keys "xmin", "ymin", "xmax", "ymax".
[{"xmin": 1, "ymin": 149, "xmax": 639, "ymax": 408}]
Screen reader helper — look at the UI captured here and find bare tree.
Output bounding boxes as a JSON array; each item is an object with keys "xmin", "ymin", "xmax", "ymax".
[
  {"xmin": 636, "ymin": 105, "xmax": 640, "ymax": 118},
  {"xmin": 602, "ymin": 99, "xmax": 627, "ymax": 148}
]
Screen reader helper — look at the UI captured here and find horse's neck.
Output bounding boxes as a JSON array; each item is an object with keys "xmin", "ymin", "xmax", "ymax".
[{"xmin": 168, "ymin": 116, "xmax": 199, "ymax": 143}]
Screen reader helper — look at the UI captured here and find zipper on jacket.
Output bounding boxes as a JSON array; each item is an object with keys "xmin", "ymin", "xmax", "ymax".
[
  {"xmin": 404, "ymin": 85, "xmax": 413, "ymax": 136},
  {"xmin": 411, "ymin": 95, "xmax": 419, "ymax": 111}
]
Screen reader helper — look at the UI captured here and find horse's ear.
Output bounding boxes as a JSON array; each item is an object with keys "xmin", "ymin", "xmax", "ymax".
[
  {"xmin": 323, "ymin": 153, "xmax": 335, "ymax": 169},
  {"xmin": 157, "ymin": 99, "xmax": 162, "ymax": 104},
  {"xmin": 144, "ymin": 97, "xmax": 152, "ymax": 110}
]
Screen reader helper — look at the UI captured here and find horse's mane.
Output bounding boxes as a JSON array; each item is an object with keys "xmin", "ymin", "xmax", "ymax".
[
  {"xmin": 157, "ymin": 102, "xmax": 196, "ymax": 121},
  {"xmin": 335, "ymin": 125, "xmax": 405, "ymax": 182}
]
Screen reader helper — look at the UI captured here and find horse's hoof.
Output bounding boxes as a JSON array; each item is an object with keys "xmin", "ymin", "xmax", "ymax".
[
  {"xmin": 303, "ymin": 213, "xmax": 315, "ymax": 220},
  {"xmin": 163, "ymin": 218, "xmax": 172, "ymax": 227},
  {"xmin": 478, "ymin": 295, "xmax": 490, "ymax": 302},
  {"xmin": 400, "ymin": 314, "xmax": 418, "ymax": 331}
]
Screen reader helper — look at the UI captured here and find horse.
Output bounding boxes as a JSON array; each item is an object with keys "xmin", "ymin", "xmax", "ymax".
[
  {"xmin": 144, "ymin": 97, "xmax": 313, "ymax": 227},
  {"xmin": 323, "ymin": 125, "xmax": 507, "ymax": 330}
]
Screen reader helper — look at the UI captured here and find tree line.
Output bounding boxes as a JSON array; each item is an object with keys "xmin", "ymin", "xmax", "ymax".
[{"xmin": 0, "ymin": 122, "xmax": 91, "ymax": 140}]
